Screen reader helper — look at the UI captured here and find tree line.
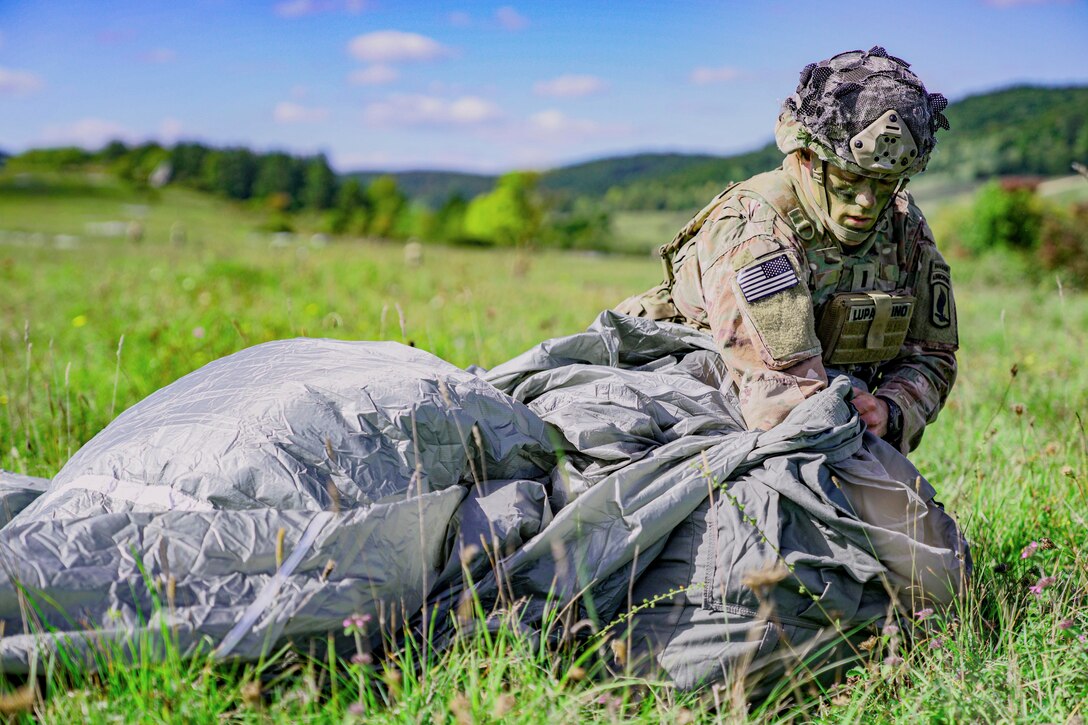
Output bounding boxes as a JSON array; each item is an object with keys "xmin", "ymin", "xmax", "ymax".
[{"xmin": 4, "ymin": 140, "xmax": 613, "ymax": 250}]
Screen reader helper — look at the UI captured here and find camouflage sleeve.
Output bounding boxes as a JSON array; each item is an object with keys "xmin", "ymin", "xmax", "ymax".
[
  {"xmin": 875, "ymin": 342, "xmax": 957, "ymax": 453},
  {"xmin": 874, "ymin": 218, "xmax": 959, "ymax": 453},
  {"xmin": 690, "ymin": 197, "xmax": 828, "ymax": 431}
]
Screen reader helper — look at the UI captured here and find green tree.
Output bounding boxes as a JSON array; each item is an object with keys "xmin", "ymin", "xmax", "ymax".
[
  {"xmin": 113, "ymin": 142, "xmax": 169, "ymax": 187},
  {"xmin": 8, "ymin": 147, "xmax": 91, "ymax": 171},
  {"xmin": 326, "ymin": 178, "xmax": 370, "ymax": 235},
  {"xmin": 253, "ymin": 152, "xmax": 303, "ymax": 208},
  {"xmin": 302, "ymin": 154, "xmax": 337, "ymax": 210},
  {"xmin": 367, "ymin": 175, "xmax": 407, "ymax": 239},
  {"xmin": 463, "ymin": 172, "xmax": 542, "ymax": 246},
  {"xmin": 170, "ymin": 143, "xmax": 209, "ymax": 185},
  {"xmin": 201, "ymin": 148, "xmax": 258, "ymax": 200},
  {"xmin": 98, "ymin": 140, "xmax": 130, "ymax": 162},
  {"xmin": 540, "ymin": 196, "xmax": 612, "ymax": 250},
  {"xmin": 966, "ymin": 181, "xmax": 1043, "ymax": 254},
  {"xmin": 428, "ymin": 194, "xmax": 469, "ymax": 241}
]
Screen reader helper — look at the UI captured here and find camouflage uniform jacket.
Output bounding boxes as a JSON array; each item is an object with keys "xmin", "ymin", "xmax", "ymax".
[{"xmin": 615, "ymin": 163, "xmax": 958, "ymax": 453}]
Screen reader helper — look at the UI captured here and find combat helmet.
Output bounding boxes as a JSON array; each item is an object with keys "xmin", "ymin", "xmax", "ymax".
[{"xmin": 776, "ymin": 46, "xmax": 949, "ymax": 178}]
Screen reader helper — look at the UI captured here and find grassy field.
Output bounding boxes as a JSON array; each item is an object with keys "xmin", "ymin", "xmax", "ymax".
[{"xmin": 0, "ymin": 172, "xmax": 1086, "ymax": 722}]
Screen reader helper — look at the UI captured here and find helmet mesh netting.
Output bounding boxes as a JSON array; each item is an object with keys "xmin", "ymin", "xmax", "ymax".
[{"xmin": 783, "ymin": 47, "xmax": 948, "ymax": 173}]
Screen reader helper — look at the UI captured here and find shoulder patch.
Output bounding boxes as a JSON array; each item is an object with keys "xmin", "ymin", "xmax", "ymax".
[
  {"xmin": 929, "ymin": 259, "xmax": 953, "ymax": 328},
  {"xmin": 737, "ymin": 253, "xmax": 799, "ymax": 303},
  {"xmin": 907, "ymin": 244, "xmax": 958, "ymax": 348}
]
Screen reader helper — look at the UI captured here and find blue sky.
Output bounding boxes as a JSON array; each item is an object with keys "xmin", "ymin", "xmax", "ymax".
[{"xmin": 1, "ymin": 0, "xmax": 1086, "ymax": 173}]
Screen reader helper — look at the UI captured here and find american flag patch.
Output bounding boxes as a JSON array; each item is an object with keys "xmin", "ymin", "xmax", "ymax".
[{"xmin": 737, "ymin": 253, "xmax": 799, "ymax": 302}]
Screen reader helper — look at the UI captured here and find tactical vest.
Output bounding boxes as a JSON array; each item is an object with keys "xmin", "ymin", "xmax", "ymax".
[{"xmin": 642, "ymin": 171, "xmax": 925, "ymax": 368}]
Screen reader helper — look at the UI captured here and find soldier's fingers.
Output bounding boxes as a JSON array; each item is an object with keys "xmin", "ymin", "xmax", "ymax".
[{"xmin": 851, "ymin": 396, "xmax": 877, "ymax": 415}]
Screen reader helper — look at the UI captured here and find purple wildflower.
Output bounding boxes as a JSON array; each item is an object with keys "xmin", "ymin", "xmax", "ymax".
[
  {"xmin": 914, "ymin": 608, "xmax": 935, "ymax": 620},
  {"xmin": 1059, "ymin": 619, "xmax": 1074, "ymax": 630},
  {"xmin": 928, "ymin": 636, "xmax": 944, "ymax": 650},
  {"xmin": 882, "ymin": 623, "xmax": 900, "ymax": 636},
  {"xmin": 884, "ymin": 654, "xmax": 904, "ymax": 666},
  {"xmin": 1020, "ymin": 541, "xmax": 1040, "ymax": 559},
  {"xmin": 1079, "ymin": 634, "xmax": 1087, "ymax": 644},
  {"xmin": 343, "ymin": 613, "xmax": 373, "ymax": 633},
  {"xmin": 348, "ymin": 702, "xmax": 365, "ymax": 716},
  {"xmin": 1029, "ymin": 576, "xmax": 1057, "ymax": 597},
  {"xmin": 351, "ymin": 652, "xmax": 373, "ymax": 665}
]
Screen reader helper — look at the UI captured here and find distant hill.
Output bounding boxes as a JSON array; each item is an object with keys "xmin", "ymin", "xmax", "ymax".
[
  {"xmin": 540, "ymin": 144, "xmax": 784, "ymax": 208},
  {"xmin": 344, "ymin": 84, "xmax": 1088, "ymax": 212},
  {"xmin": 343, "ymin": 170, "xmax": 495, "ymax": 208},
  {"xmin": 538, "ymin": 152, "xmax": 729, "ymax": 196},
  {"xmin": 927, "ymin": 85, "xmax": 1088, "ymax": 179}
]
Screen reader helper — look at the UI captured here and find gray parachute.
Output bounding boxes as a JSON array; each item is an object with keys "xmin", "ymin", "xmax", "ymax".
[{"xmin": 0, "ymin": 313, "xmax": 968, "ymax": 691}]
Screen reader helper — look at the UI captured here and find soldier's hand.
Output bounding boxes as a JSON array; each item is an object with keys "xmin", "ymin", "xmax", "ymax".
[{"xmin": 850, "ymin": 387, "xmax": 889, "ymax": 437}]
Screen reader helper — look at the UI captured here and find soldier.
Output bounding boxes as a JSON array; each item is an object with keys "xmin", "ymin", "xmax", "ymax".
[{"xmin": 616, "ymin": 47, "xmax": 957, "ymax": 453}]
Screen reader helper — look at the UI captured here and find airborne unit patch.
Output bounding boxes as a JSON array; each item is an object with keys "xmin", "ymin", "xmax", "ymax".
[{"xmin": 929, "ymin": 260, "xmax": 952, "ymax": 328}]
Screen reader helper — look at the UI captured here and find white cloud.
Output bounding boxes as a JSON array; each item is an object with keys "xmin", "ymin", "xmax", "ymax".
[
  {"xmin": 364, "ymin": 94, "xmax": 502, "ymax": 127},
  {"xmin": 533, "ymin": 74, "xmax": 606, "ymax": 98},
  {"xmin": 159, "ymin": 117, "xmax": 184, "ymax": 143},
  {"xmin": 275, "ymin": 0, "xmax": 320, "ymax": 17},
  {"xmin": 274, "ymin": 101, "xmax": 330, "ymax": 124},
  {"xmin": 527, "ymin": 109, "xmax": 604, "ymax": 136},
  {"xmin": 40, "ymin": 118, "xmax": 135, "ymax": 148},
  {"xmin": 448, "ymin": 11, "xmax": 471, "ymax": 27},
  {"xmin": 348, "ymin": 31, "xmax": 450, "ymax": 63},
  {"xmin": 513, "ymin": 110, "xmax": 631, "ymax": 146},
  {"xmin": 141, "ymin": 47, "xmax": 176, "ymax": 64},
  {"xmin": 348, "ymin": 64, "xmax": 398, "ymax": 86},
  {"xmin": 0, "ymin": 66, "xmax": 44, "ymax": 95},
  {"xmin": 495, "ymin": 6, "xmax": 529, "ymax": 30},
  {"xmin": 689, "ymin": 66, "xmax": 741, "ymax": 85},
  {"xmin": 274, "ymin": 0, "xmax": 370, "ymax": 17}
]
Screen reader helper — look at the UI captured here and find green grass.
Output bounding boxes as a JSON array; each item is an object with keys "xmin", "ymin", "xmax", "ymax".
[
  {"xmin": 0, "ymin": 172, "xmax": 1086, "ymax": 722},
  {"xmin": 609, "ymin": 210, "xmax": 693, "ymax": 256}
]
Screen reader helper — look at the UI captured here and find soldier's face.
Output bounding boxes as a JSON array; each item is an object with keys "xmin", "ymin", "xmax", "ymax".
[{"xmin": 823, "ymin": 165, "xmax": 899, "ymax": 232}]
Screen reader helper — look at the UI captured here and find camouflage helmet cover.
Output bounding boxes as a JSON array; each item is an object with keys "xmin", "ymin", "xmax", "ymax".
[{"xmin": 775, "ymin": 46, "xmax": 949, "ymax": 177}]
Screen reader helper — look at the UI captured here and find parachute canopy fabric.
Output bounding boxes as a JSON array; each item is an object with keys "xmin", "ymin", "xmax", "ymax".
[{"xmin": 0, "ymin": 313, "xmax": 968, "ymax": 689}]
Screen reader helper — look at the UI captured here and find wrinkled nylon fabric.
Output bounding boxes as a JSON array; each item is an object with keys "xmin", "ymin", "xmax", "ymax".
[{"xmin": 0, "ymin": 314, "xmax": 967, "ymax": 688}]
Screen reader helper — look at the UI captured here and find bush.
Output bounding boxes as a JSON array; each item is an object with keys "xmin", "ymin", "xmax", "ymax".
[
  {"xmin": 8, "ymin": 146, "xmax": 92, "ymax": 172},
  {"xmin": 464, "ymin": 172, "xmax": 542, "ymax": 246},
  {"xmin": 965, "ymin": 180, "xmax": 1043, "ymax": 254},
  {"xmin": 926, "ymin": 200, "xmax": 974, "ymax": 259},
  {"xmin": 1039, "ymin": 202, "xmax": 1088, "ymax": 287},
  {"xmin": 257, "ymin": 214, "xmax": 294, "ymax": 233}
]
